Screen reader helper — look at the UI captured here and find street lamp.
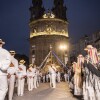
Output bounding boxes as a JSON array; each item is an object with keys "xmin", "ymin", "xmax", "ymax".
[
  {"xmin": 59, "ymin": 44, "xmax": 67, "ymax": 51},
  {"xmin": 59, "ymin": 44, "xmax": 68, "ymax": 65}
]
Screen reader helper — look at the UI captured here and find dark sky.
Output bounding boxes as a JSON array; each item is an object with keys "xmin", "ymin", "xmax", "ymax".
[{"xmin": 0, "ymin": 0, "xmax": 100, "ymax": 56}]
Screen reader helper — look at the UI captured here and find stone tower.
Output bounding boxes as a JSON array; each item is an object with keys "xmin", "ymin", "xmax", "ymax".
[
  {"xmin": 29, "ymin": 0, "xmax": 45, "ymax": 21},
  {"xmin": 29, "ymin": 0, "xmax": 69, "ymax": 66},
  {"xmin": 52, "ymin": 0, "xmax": 67, "ymax": 20}
]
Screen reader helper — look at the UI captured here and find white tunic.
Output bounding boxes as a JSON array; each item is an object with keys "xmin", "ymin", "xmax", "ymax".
[
  {"xmin": 7, "ymin": 67, "xmax": 16, "ymax": 75},
  {"xmin": 7, "ymin": 56, "xmax": 18, "ymax": 74},
  {"xmin": 17, "ymin": 64, "xmax": 26, "ymax": 78},
  {"xmin": 27, "ymin": 68, "xmax": 34, "ymax": 77},
  {"xmin": 0, "ymin": 47, "xmax": 11, "ymax": 75},
  {"xmin": 49, "ymin": 66, "xmax": 56, "ymax": 75}
]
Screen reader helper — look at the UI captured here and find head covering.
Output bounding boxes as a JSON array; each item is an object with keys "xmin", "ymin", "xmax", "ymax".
[
  {"xmin": 29, "ymin": 64, "xmax": 33, "ymax": 67},
  {"xmin": 19, "ymin": 59, "xmax": 25, "ymax": 64},
  {"xmin": 84, "ymin": 45, "xmax": 93, "ymax": 51},
  {"xmin": 77, "ymin": 54, "xmax": 83, "ymax": 58},
  {"xmin": 9, "ymin": 50, "xmax": 16, "ymax": 55},
  {"xmin": 0, "ymin": 39, "xmax": 5, "ymax": 45},
  {"xmin": 72, "ymin": 62, "xmax": 76, "ymax": 65},
  {"xmin": 87, "ymin": 45, "xmax": 93, "ymax": 49}
]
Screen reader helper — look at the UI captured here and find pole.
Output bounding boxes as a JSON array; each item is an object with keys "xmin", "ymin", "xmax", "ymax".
[{"xmin": 50, "ymin": 45, "xmax": 52, "ymax": 64}]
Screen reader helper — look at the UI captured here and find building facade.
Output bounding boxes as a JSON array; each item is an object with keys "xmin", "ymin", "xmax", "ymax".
[
  {"xmin": 70, "ymin": 31, "xmax": 100, "ymax": 62},
  {"xmin": 29, "ymin": 0, "xmax": 69, "ymax": 66},
  {"xmin": 93, "ymin": 31, "xmax": 100, "ymax": 53}
]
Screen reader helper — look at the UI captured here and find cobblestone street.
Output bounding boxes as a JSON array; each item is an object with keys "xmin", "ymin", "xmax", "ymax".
[{"xmin": 13, "ymin": 82, "xmax": 77, "ymax": 100}]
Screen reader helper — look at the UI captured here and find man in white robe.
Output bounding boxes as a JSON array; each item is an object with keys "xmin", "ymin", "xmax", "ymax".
[
  {"xmin": 0, "ymin": 39, "xmax": 11, "ymax": 100},
  {"xmin": 7, "ymin": 50, "xmax": 18, "ymax": 100},
  {"xmin": 48, "ymin": 64, "xmax": 57, "ymax": 88}
]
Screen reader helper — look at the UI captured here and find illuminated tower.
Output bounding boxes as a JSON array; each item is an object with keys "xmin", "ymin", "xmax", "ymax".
[
  {"xmin": 52, "ymin": 0, "xmax": 67, "ymax": 20},
  {"xmin": 29, "ymin": 0, "xmax": 69, "ymax": 66}
]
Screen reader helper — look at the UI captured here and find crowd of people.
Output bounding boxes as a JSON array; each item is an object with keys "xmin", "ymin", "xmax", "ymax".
[
  {"xmin": 67, "ymin": 44, "xmax": 100, "ymax": 100},
  {"xmin": 0, "ymin": 38, "xmax": 100, "ymax": 100},
  {"xmin": 0, "ymin": 39, "xmax": 69, "ymax": 100}
]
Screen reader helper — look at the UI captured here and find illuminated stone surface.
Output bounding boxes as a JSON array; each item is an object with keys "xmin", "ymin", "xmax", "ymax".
[{"xmin": 13, "ymin": 82, "xmax": 77, "ymax": 100}]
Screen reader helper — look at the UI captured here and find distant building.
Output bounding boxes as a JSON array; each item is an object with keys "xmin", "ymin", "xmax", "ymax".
[
  {"xmin": 93, "ymin": 31, "xmax": 100, "ymax": 53},
  {"xmin": 70, "ymin": 31, "xmax": 100, "ymax": 62},
  {"xmin": 29, "ymin": 0, "xmax": 69, "ymax": 65}
]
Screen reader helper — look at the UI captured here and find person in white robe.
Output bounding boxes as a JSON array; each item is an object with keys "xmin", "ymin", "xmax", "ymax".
[
  {"xmin": 7, "ymin": 50, "xmax": 18, "ymax": 100},
  {"xmin": 33, "ymin": 65, "xmax": 37, "ymax": 89},
  {"xmin": 0, "ymin": 39, "xmax": 11, "ymax": 100},
  {"xmin": 27, "ymin": 64, "xmax": 34, "ymax": 91},
  {"xmin": 56, "ymin": 71, "xmax": 61, "ymax": 83},
  {"xmin": 16, "ymin": 60, "xmax": 26, "ymax": 96},
  {"xmin": 48, "ymin": 64, "xmax": 57, "ymax": 88}
]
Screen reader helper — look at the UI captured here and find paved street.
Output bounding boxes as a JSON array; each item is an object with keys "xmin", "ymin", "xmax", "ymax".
[{"xmin": 13, "ymin": 82, "xmax": 77, "ymax": 100}]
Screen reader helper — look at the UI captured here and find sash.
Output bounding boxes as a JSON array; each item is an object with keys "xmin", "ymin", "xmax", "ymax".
[{"xmin": 10, "ymin": 62, "xmax": 14, "ymax": 67}]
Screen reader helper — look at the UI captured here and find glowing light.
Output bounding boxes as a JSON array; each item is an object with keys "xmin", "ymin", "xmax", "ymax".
[
  {"xmin": 30, "ymin": 32, "xmax": 68, "ymax": 38},
  {"xmin": 43, "ymin": 13, "xmax": 55, "ymax": 19},
  {"xmin": 59, "ymin": 44, "xmax": 67, "ymax": 50}
]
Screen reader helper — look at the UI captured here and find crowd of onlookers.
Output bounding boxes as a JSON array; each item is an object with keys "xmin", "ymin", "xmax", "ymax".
[{"xmin": 66, "ymin": 44, "xmax": 100, "ymax": 100}]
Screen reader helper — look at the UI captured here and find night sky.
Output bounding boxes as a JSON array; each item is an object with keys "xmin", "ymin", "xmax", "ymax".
[{"xmin": 0, "ymin": 0, "xmax": 100, "ymax": 56}]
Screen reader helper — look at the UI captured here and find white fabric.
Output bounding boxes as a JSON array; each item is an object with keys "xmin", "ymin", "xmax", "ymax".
[
  {"xmin": 0, "ymin": 47, "xmax": 11, "ymax": 100},
  {"xmin": 51, "ymin": 74, "xmax": 56, "ymax": 88},
  {"xmin": 7, "ymin": 56, "xmax": 18, "ymax": 75},
  {"xmin": 49, "ymin": 66, "xmax": 56, "ymax": 74},
  {"xmin": 17, "ymin": 78, "xmax": 25, "ymax": 96},
  {"xmin": 0, "ymin": 47, "xmax": 11, "ymax": 75},
  {"xmin": 33, "ymin": 68, "xmax": 37, "ymax": 88},
  {"xmin": 89, "ymin": 48, "xmax": 98, "ymax": 64},
  {"xmin": 7, "ymin": 67, "xmax": 16, "ymax": 75},
  {"xmin": 49, "ymin": 74, "xmax": 52, "ymax": 87},
  {"xmin": 32, "ymin": 68, "xmax": 37, "ymax": 76},
  {"xmin": 27, "ymin": 68, "xmax": 34, "ymax": 77},
  {"xmin": 11, "ymin": 56, "xmax": 18, "ymax": 70},
  {"xmin": 7, "ymin": 58, "xmax": 17, "ymax": 100},
  {"xmin": 16, "ymin": 64, "xmax": 26, "ymax": 78},
  {"xmin": 27, "ymin": 77, "xmax": 33, "ymax": 91},
  {"xmin": 64, "ymin": 73, "xmax": 67, "ymax": 82},
  {"xmin": 43, "ymin": 75, "xmax": 45, "ymax": 83},
  {"xmin": 57, "ymin": 72, "xmax": 61, "ymax": 82},
  {"xmin": 48, "ymin": 66, "xmax": 56, "ymax": 88},
  {"xmin": 17, "ymin": 64, "xmax": 26, "ymax": 96},
  {"xmin": 36, "ymin": 70, "xmax": 40, "ymax": 86},
  {"xmin": 8, "ymin": 75, "xmax": 15, "ymax": 100},
  {"xmin": 0, "ymin": 76, "xmax": 8, "ymax": 100},
  {"xmin": 27, "ymin": 68, "xmax": 34, "ymax": 91},
  {"xmin": 33, "ymin": 75, "xmax": 37, "ymax": 88}
]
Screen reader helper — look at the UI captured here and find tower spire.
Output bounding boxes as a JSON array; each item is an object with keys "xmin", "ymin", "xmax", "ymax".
[
  {"xmin": 29, "ymin": 0, "xmax": 45, "ymax": 21},
  {"xmin": 52, "ymin": 0, "xmax": 67, "ymax": 21}
]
